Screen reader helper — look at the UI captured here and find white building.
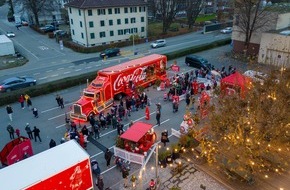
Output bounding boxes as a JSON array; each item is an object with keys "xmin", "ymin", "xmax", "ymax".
[
  {"xmin": 0, "ymin": 35, "xmax": 15, "ymax": 56},
  {"xmin": 65, "ymin": 0, "xmax": 148, "ymax": 47}
]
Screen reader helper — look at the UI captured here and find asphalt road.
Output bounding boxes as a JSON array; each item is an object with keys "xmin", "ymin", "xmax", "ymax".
[{"xmin": 0, "ymin": 3, "xmax": 231, "ymax": 85}]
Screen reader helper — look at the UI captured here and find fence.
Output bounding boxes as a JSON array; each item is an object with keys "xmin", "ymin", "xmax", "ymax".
[
  {"xmin": 114, "ymin": 146, "xmax": 145, "ymax": 165},
  {"xmin": 171, "ymin": 128, "xmax": 181, "ymax": 138}
]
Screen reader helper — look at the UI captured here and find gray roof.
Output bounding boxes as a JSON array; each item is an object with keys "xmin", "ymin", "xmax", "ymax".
[{"xmin": 65, "ymin": 0, "xmax": 148, "ymax": 9}]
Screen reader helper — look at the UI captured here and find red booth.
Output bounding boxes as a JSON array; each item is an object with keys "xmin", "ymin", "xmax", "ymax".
[
  {"xmin": 120, "ymin": 122, "xmax": 156, "ymax": 154},
  {"xmin": 220, "ymin": 72, "xmax": 251, "ymax": 98},
  {"xmin": 0, "ymin": 136, "xmax": 33, "ymax": 166}
]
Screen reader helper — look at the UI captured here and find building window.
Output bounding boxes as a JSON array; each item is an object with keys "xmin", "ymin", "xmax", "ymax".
[
  {"xmin": 80, "ymin": 21, "xmax": 82, "ymax": 27},
  {"xmin": 114, "ymin": 8, "xmax": 120, "ymax": 14},
  {"xmin": 72, "ymin": 29, "xmax": 75, "ymax": 35},
  {"xmin": 98, "ymin": 9, "xmax": 106, "ymax": 15},
  {"xmin": 70, "ymin": 19, "xmax": 73, "ymax": 25},
  {"xmin": 69, "ymin": 8, "xmax": 72, "ymax": 14},
  {"xmin": 81, "ymin": 32, "xmax": 84, "ymax": 39},
  {"xmin": 100, "ymin": 31, "xmax": 106, "ymax": 38},
  {"xmin": 139, "ymin": 6, "xmax": 146, "ymax": 12},
  {"xmin": 88, "ymin": 10, "xmax": 92, "ymax": 16},
  {"xmin": 130, "ymin": 7, "xmax": 137, "ymax": 13},
  {"xmin": 141, "ymin": 17, "xmax": 144, "ymax": 22},
  {"xmin": 130, "ymin": 28, "xmax": 137, "ymax": 33},
  {"xmin": 100, "ymin": 20, "xmax": 105, "ymax": 26},
  {"xmin": 124, "ymin": 7, "xmax": 128, "ymax": 13},
  {"xmin": 131, "ymin": 18, "xmax": 136, "ymax": 23},
  {"xmin": 125, "ymin": 18, "xmax": 128, "ymax": 24},
  {"xmin": 78, "ymin": 10, "xmax": 81, "ymax": 16},
  {"xmin": 89, "ymin": 21, "xmax": 94, "ymax": 28},
  {"xmin": 118, "ymin": 30, "xmax": 123, "ymax": 35},
  {"xmin": 141, "ymin": 27, "xmax": 145, "ymax": 32},
  {"xmin": 110, "ymin": 31, "xmax": 114, "ymax": 36},
  {"xmin": 124, "ymin": 29, "xmax": 130, "ymax": 34},
  {"xmin": 109, "ymin": 20, "xmax": 113, "ymax": 26},
  {"xmin": 90, "ymin": 33, "xmax": 95, "ymax": 39},
  {"xmin": 108, "ymin": 8, "xmax": 112, "ymax": 14},
  {"xmin": 117, "ymin": 19, "xmax": 121, "ymax": 25}
]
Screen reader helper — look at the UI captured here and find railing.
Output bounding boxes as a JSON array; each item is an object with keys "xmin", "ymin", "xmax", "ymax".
[
  {"xmin": 114, "ymin": 146, "xmax": 145, "ymax": 165},
  {"xmin": 171, "ymin": 128, "xmax": 181, "ymax": 138}
]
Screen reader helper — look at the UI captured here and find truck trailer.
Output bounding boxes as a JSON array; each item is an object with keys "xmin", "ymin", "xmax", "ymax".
[{"xmin": 0, "ymin": 140, "xmax": 93, "ymax": 190}]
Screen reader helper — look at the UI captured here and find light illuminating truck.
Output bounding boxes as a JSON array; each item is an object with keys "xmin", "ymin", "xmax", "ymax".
[
  {"xmin": 0, "ymin": 140, "xmax": 93, "ymax": 190},
  {"xmin": 70, "ymin": 54, "xmax": 167, "ymax": 121}
]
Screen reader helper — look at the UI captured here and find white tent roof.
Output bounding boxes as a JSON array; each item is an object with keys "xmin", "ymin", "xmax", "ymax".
[{"xmin": 0, "ymin": 140, "xmax": 90, "ymax": 190}]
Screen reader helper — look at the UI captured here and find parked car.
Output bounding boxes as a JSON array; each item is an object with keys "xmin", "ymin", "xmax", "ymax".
[
  {"xmin": 53, "ymin": 30, "xmax": 67, "ymax": 37},
  {"xmin": 6, "ymin": 32, "xmax": 15, "ymax": 37},
  {"xmin": 21, "ymin": 21, "xmax": 29, "ymax": 26},
  {"xmin": 100, "ymin": 48, "xmax": 120, "ymax": 58},
  {"xmin": 185, "ymin": 55, "xmax": 212, "ymax": 71},
  {"xmin": 39, "ymin": 25, "xmax": 58, "ymax": 33},
  {"xmin": 220, "ymin": 27, "xmax": 232, "ymax": 34},
  {"xmin": 15, "ymin": 22, "xmax": 22, "ymax": 28},
  {"xmin": 150, "ymin": 39, "xmax": 166, "ymax": 48},
  {"xmin": 0, "ymin": 77, "xmax": 37, "ymax": 92}
]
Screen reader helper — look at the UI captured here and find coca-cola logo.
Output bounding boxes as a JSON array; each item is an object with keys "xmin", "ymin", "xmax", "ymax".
[{"xmin": 113, "ymin": 67, "xmax": 147, "ymax": 91}]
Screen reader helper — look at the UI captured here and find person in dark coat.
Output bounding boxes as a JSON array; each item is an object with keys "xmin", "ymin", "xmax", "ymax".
[
  {"xmin": 104, "ymin": 148, "xmax": 112, "ymax": 167},
  {"xmin": 32, "ymin": 107, "xmax": 39, "ymax": 118},
  {"xmin": 56, "ymin": 95, "xmax": 61, "ymax": 106},
  {"xmin": 49, "ymin": 139, "xmax": 56, "ymax": 148},
  {"xmin": 96, "ymin": 175, "xmax": 104, "ymax": 190},
  {"xmin": 81, "ymin": 125, "xmax": 89, "ymax": 136},
  {"xmin": 25, "ymin": 123, "xmax": 33, "ymax": 140},
  {"xmin": 32, "ymin": 126, "xmax": 42, "ymax": 142},
  {"xmin": 156, "ymin": 109, "xmax": 161, "ymax": 126},
  {"xmin": 59, "ymin": 96, "xmax": 64, "ymax": 109},
  {"xmin": 161, "ymin": 130, "xmax": 169, "ymax": 147},
  {"xmin": 6, "ymin": 105, "xmax": 13, "ymax": 122},
  {"xmin": 7, "ymin": 124, "xmax": 15, "ymax": 139}
]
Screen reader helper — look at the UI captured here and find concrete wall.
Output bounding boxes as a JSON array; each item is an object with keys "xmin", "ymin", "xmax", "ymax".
[
  {"xmin": 276, "ymin": 13, "xmax": 290, "ymax": 30},
  {"xmin": 258, "ymin": 32, "xmax": 290, "ymax": 68},
  {"xmin": 0, "ymin": 35, "xmax": 15, "ymax": 56},
  {"xmin": 69, "ymin": 6, "xmax": 147, "ymax": 47}
]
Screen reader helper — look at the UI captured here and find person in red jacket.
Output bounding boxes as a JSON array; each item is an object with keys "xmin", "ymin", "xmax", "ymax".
[
  {"xmin": 15, "ymin": 128, "xmax": 20, "ymax": 138},
  {"xmin": 19, "ymin": 94, "xmax": 25, "ymax": 109}
]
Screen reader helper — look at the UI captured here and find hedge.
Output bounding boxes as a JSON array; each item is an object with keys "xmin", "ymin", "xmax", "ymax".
[{"xmin": 0, "ymin": 38, "xmax": 230, "ymax": 106}]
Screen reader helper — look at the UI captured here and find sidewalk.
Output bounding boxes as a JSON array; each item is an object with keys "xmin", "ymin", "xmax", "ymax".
[{"xmin": 110, "ymin": 155, "xmax": 229, "ymax": 190}]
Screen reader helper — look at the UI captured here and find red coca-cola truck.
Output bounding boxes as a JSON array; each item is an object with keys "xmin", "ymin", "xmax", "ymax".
[{"xmin": 70, "ymin": 54, "xmax": 167, "ymax": 121}]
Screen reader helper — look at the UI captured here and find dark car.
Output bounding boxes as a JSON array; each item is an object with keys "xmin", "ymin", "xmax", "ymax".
[
  {"xmin": 185, "ymin": 55, "xmax": 212, "ymax": 71},
  {"xmin": 0, "ymin": 77, "xmax": 37, "ymax": 92},
  {"xmin": 100, "ymin": 48, "xmax": 120, "ymax": 58},
  {"xmin": 39, "ymin": 25, "xmax": 58, "ymax": 33}
]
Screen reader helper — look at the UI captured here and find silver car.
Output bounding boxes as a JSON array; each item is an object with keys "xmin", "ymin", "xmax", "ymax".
[{"xmin": 151, "ymin": 39, "xmax": 166, "ymax": 48}]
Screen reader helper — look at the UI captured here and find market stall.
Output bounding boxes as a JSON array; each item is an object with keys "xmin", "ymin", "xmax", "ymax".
[
  {"xmin": 120, "ymin": 122, "xmax": 156, "ymax": 154},
  {"xmin": 220, "ymin": 72, "xmax": 251, "ymax": 98}
]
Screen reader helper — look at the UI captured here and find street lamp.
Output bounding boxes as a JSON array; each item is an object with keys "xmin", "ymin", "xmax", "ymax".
[{"xmin": 126, "ymin": 32, "xmax": 136, "ymax": 55}]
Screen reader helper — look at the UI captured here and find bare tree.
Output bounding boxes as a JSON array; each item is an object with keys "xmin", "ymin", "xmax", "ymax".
[
  {"xmin": 185, "ymin": 0, "xmax": 203, "ymax": 29},
  {"xmin": 234, "ymin": 0, "xmax": 273, "ymax": 54},
  {"xmin": 13, "ymin": 0, "xmax": 59, "ymax": 26},
  {"xmin": 157, "ymin": 0, "xmax": 182, "ymax": 34},
  {"xmin": 147, "ymin": 0, "xmax": 158, "ymax": 18}
]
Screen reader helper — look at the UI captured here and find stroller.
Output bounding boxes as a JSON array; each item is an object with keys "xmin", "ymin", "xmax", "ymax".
[
  {"xmin": 115, "ymin": 156, "xmax": 130, "ymax": 172},
  {"xmin": 163, "ymin": 93, "xmax": 168, "ymax": 101},
  {"xmin": 91, "ymin": 160, "xmax": 101, "ymax": 176}
]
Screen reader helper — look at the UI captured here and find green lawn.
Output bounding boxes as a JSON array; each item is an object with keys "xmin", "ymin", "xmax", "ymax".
[{"xmin": 196, "ymin": 14, "xmax": 217, "ymax": 23}]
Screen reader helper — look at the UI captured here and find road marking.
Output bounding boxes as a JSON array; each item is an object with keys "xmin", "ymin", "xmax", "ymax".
[
  {"xmin": 95, "ymin": 64, "xmax": 101, "ymax": 67},
  {"xmin": 56, "ymin": 124, "xmax": 65, "ymax": 129},
  {"xmin": 64, "ymin": 71, "xmax": 71, "ymax": 74},
  {"xmin": 39, "ymin": 77, "xmax": 48, "ymax": 80},
  {"xmin": 51, "ymin": 74, "xmax": 59, "ymax": 77},
  {"xmin": 85, "ymin": 66, "xmax": 92, "ymax": 69},
  {"xmin": 75, "ymin": 69, "xmax": 82, "ymax": 72},
  {"xmin": 41, "ymin": 102, "xmax": 73, "ymax": 113},
  {"xmin": 46, "ymin": 70, "xmax": 53, "ymax": 73},
  {"xmin": 69, "ymin": 66, "xmax": 74, "ymax": 68},
  {"xmin": 91, "ymin": 145, "xmax": 114, "ymax": 158},
  {"xmin": 33, "ymin": 73, "xmax": 40, "ymax": 76},
  {"xmin": 39, "ymin": 46, "xmax": 49, "ymax": 50},
  {"xmin": 57, "ymin": 68, "xmax": 64, "ymax": 70},
  {"xmin": 48, "ymin": 113, "xmax": 65, "ymax": 120}
]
